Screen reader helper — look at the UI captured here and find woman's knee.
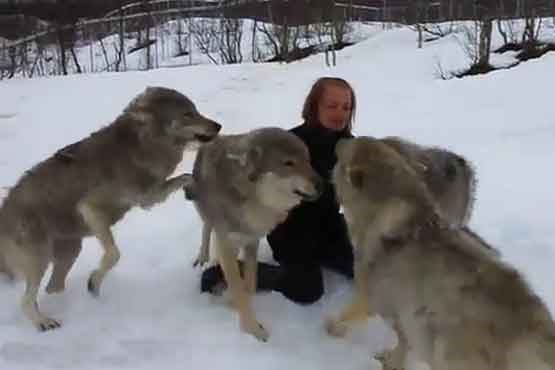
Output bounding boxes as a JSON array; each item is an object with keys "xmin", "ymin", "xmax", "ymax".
[{"xmin": 277, "ymin": 265, "xmax": 324, "ymax": 304}]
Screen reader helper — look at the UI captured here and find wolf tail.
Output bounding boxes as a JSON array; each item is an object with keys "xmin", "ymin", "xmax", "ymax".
[
  {"xmin": 448, "ymin": 154, "xmax": 477, "ymax": 225},
  {"xmin": 428, "ymin": 149, "xmax": 477, "ymax": 226}
]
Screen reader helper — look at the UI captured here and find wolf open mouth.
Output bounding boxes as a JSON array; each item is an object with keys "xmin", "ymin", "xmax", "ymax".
[
  {"xmin": 294, "ymin": 189, "xmax": 317, "ymax": 200},
  {"xmin": 195, "ymin": 133, "xmax": 216, "ymax": 142}
]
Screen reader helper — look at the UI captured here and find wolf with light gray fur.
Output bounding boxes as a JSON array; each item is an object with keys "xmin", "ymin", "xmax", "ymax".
[
  {"xmin": 0, "ymin": 86, "xmax": 221, "ymax": 331},
  {"xmin": 382, "ymin": 136, "xmax": 476, "ymax": 227},
  {"xmin": 186, "ymin": 127, "xmax": 323, "ymax": 341},
  {"xmin": 327, "ymin": 137, "xmax": 555, "ymax": 370}
]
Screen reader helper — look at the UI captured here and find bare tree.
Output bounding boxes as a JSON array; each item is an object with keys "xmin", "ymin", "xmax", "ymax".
[
  {"xmin": 115, "ymin": 0, "xmax": 127, "ymax": 72},
  {"xmin": 280, "ymin": 15, "xmax": 291, "ymax": 62},
  {"xmin": 56, "ymin": 26, "xmax": 68, "ymax": 75},
  {"xmin": 217, "ymin": 17, "xmax": 244, "ymax": 64},
  {"xmin": 497, "ymin": 18, "xmax": 519, "ymax": 46},
  {"xmin": 7, "ymin": 45, "xmax": 17, "ymax": 78},
  {"xmin": 331, "ymin": 6, "xmax": 350, "ymax": 45},
  {"xmin": 455, "ymin": 0, "xmax": 494, "ymax": 74},
  {"xmin": 477, "ymin": 17, "xmax": 493, "ymax": 67},
  {"xmin": 176, "ymin": 18, "xmax": 187, "ymax": 56},
  {"xmin": 458, "ymin": 22, "xmax": 480, "ymax": 66},
  {"xmin": 257, "ymin": 22, "xmax": 280, "ymax": 60},
  {"xmin": 139, "ymin": 0, "xmax": 153, "ymax": 70},
  {"xmin": 189, "ymin": 15, "xmax": 244, "ymax": 65},
  {"xmin": 522, "ymin": 3, "xmax": 543, "ymax": 50},
  {"xmin": 190, "ymin": 18, "xmax": 220, "ymax": 64},
  {"xmin": 407, "ymin": 0, "xmax": 431, "ymax": 48},
  {"xmin": 254, "ymin": 1, "xmax": 304, "ymax": 63},
  {"xmin": 51, "ymin": 0, "xmax": 83, "ymax": 75},
  {"xmin": 421, "ymin": 22, "xmax": 458, "ymax": 38},
  {"xmin": 251, "ymin": 19, "xmax": 260, "ymax": 62},
  {"xmin": 69, "ymin": 38, "xmax": 83, "ymax": 73},
  {"xmin": 98, "ymin": 34, "xmax": 112, "ymax": 71},
  {"xmin": 326, "ymin": 5, "xmax": 352, "ymax": 67}
]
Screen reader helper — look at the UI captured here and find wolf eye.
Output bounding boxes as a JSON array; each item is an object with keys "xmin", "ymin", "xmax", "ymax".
[{"xmin": 284, "ymin": 160, "xmax": 295, "ymax": 167}]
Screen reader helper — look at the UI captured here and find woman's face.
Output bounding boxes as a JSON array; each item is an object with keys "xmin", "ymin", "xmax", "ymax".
[{"xmin": 317, "ymin": 84, "xmax": 352, "ymax": 132}]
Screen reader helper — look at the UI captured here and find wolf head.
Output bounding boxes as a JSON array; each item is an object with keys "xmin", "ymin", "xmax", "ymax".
[
  {"xmin": 238, "ymin": 128, "xmax": 324, "ymax": 211},
  {"xmin": 125, "ymin": 86, "xmax": 222, "ymax": 146}
]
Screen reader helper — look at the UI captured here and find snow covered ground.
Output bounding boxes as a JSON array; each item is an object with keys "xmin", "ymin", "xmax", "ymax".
[{"xmin": 0, "ymin": 25, "xmax": 554, "ymax": 370}]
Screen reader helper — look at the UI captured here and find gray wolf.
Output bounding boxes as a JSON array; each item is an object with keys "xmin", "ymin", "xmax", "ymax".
[
  {"xmin": 0, "ymin": 86, "xmax": 221, "ymax": 331},
  {"xmin": 327, "ymin": 136, "xmax": 555, "ymax": 370},
  {"xmin": 187, "ymin": 127, "xmax": 323, "ymax": 341},
  {"xmin": 382, "ymin": 136, "xmax": 476, "ymax": 227}
]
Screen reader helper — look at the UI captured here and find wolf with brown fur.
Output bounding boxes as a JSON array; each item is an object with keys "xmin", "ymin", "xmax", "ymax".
[
  {"xmin": 0, "ymin": 86, "xmax": 221, "ymax": 331},
  {"xmin": 326, "ymin": 137, "xmax": 555, "ymax": 370}
]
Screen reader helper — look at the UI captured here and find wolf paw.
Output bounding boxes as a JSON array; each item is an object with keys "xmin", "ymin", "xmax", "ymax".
[
  {"xmin": 173, "ymin": 173, "xmax": 193, "ymax": 189},
  {"xmin": 374, "ymin": 351, "xmax": 403, "ymax": 370},
  {"xmin": 193, "ymin": 250, "xmax": 210, "ymax": 267},
  {"xmin": 192, "ymin": 257, "xmax": 206, "ymax": 268},
  {"xmin": 45, "ymin": 281, "xmax": 65, "ymax": 294},
  {"xmin": 241, "ymin": 319, "xmax": 269, "ymax": 342},
  {"xmin": 325, "ymin": 317, "xmax": 348, "ymax": 338},
  {"xmin": 87, "ymin": 270, "xmax": 103, "ymax": 297},
  {"xmin": 183, "ymin": 183, "xmax": 195, "ymax": 201},
  {"xmin": 36, "ymin": 317, "xmax": 61, "ymax": 332}
]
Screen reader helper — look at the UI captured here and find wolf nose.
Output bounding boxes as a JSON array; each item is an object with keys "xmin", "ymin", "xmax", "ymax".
[{"xmin": 212, "ymin": 121, "xmax": 222, "ymax": 133}]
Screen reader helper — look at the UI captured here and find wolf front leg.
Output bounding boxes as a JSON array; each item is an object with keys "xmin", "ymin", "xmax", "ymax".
[
  {"xmin": 326, "ymin": 240, "xmax": 372, "ymax": 337},
  {"xmin": 0, "ymin": 249, "xmax": 14, "ymax": 281},
  {"xmin": 46, "ymin": 238, "xmax": 82, "ymax": 294},
  {"xmin": 375, "ymin": 316, "xmax": 409, "ymax": 370},
  {"xmin": 243, "ymin": 241, "xmax": 259, "ymax": 295},
  {"xmin": 140, "ymin": 173, "xmax": 193, "ymax": 210},
  {"xmin": 193, "ymin": 222, "xmax": 212, "ymax": 267},
  {"xmin": 78, "ymin": 202, "xmax": 121, "ymax": 297},
  {"xmin": 214, "ymin": 232, "xmax": 268, "ymax": 342},
  {"xmin": 15, "ymin": 239, "xmax": 62, "ymax": 331}
]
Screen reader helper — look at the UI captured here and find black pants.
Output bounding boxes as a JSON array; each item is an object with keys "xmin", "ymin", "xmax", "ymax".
[
  {"xmin": 200, "ymin": 211, "xmax": 354, "ymax": 304},
  {"xmin": 266, "ymin": 213, "xmax": 354, "ymax": 304}
]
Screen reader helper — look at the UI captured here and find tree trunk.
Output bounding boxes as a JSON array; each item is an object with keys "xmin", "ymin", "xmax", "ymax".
[
  {"xmin": 99, "ymin": 37, "xmax": 111, "ymax": 71},
  {"xmin": 281, "ymin": 17, "xmax": 289, "ymax": 62},
  {"xmin": 146, "ymin": 22, "xmax": 151, "ymax": 69},
  {"xmin": 57, "ymin": 26, "xmax": 68, "ymax": 75},
  {"xmin": 69, "ymin": 46, "xmax": 82, "ymax": 73},
  {"xmin": 478, "ymin": 18, "xmax": 493, "ymax": 67},
  {"xmin": 177, "ymin": 18, "xmax": 184, "ymax": 55},
  {"xmin": 251, "ymin": 19, "xmax": 258, "ymax": 62},
  {"xmin": 118, "ymin": 2, "xmax": 126, "ymax": 72},
  {"xmin": 89, "ymin": 38, "xmax": 94, "ymax": 73},
  {"xmin": 8, "ymin": 46, "xmax": 16, "ymax": 79},
  {"xmin": 497, "ymin": 19, "xmax": 508, "ymax": 46}
]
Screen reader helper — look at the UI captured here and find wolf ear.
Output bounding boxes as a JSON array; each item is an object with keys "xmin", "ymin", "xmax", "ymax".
[
  {"xmin": 348, "ymin": 167, "xmax": 365, "ymax": 189},
  {"xmin": 246, "ymin": 146, "xmax": 263, "ymax": 182},
  {"xmin": 227, "ymin": 144, "xmax": 263, "ymax": 182}
]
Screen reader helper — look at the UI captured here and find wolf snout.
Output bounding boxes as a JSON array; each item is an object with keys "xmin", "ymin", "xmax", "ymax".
[
  {"xmin": 195, "ymin": 118, "xmax": 222, "ymax": 142},
  {"xmin": 295, "ymin": 175, "xmax": 323, "ymax": 202},
  {"xmin": 208, "ymin": 120, "xmax": 222, "ymax": 133}
]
